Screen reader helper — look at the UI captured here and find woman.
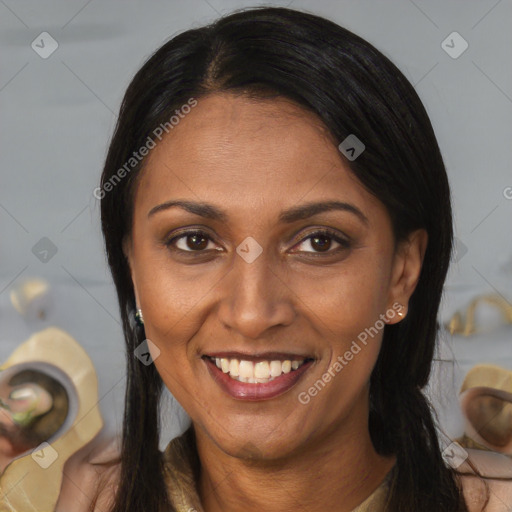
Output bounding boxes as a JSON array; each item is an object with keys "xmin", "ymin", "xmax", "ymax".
[{"xmin": 59, "ymin": 6, "xmax": 512, "ymax": 511}]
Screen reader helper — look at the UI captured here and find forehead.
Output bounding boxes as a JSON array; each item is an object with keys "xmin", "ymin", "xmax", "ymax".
[{"xmin": 134, "ymin": 93, "xmax": 379, "ymax": 221}]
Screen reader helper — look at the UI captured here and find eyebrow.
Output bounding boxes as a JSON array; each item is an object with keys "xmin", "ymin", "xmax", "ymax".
[{"xmin": 147, "ymin": 199, "xmax": 368, "ymax": 225}]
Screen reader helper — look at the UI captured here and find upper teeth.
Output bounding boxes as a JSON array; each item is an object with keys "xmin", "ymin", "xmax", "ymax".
[{"xmin": 212, "ymin": 357, "xmax": 305, "ymax": 383}]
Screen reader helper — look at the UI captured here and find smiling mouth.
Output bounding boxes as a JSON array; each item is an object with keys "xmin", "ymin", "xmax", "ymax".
[{"xmin": 203, "ymin": 355, "xmax": 314, "ymax": 384}]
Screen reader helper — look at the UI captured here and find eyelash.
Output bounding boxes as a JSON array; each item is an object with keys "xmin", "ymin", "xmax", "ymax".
[{"xmin": 164, "ymin": 228, "xmax": 351, "ymax": 257}]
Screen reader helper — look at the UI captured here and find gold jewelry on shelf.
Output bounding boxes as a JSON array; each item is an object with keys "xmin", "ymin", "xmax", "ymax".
[{"xmin": 445, "ymin": 293, "xmax": 512, "ymax": 336}]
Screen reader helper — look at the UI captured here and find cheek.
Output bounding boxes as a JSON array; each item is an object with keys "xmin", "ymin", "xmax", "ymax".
[
  {"xmin": 153, "ymin": 355, "xmax": 202, "ymax": 416},
  {"xmin": 134, "ymin": 250, "xmax": 219, "ymax": 340},
  {"xmin": 293, "ymin": 251, "xmax": 391, "ymax": 344},
  {"xmin": 292, "ymin": 251, "xmax": 390, "ymax": 400}
]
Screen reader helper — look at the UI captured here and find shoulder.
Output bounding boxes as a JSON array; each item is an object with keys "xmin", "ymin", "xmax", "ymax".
[
  {"xmin": 457, "ymin": 448, "xmax": 512, "ymax": 512},
  {"xmin": 55, "ymin": 429, "xmax": 122, "ymax": 512}
]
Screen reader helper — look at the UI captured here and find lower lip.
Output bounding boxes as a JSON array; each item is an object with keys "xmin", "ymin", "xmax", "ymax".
[{"xmin": 204, "ymin": 358, "xmax": 313, "ymax": 401}]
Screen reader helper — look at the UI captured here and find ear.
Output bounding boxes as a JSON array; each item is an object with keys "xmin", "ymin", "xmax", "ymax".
[
  {"xmin": 386, "ymin": 228, "xmax": 428, "ymax": 324},
  {"xmin": 122, "ymin": 235, "xmax": 141, "ymax": 307}
]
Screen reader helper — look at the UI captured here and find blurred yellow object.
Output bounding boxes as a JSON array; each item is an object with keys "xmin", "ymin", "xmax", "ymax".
[
  {"xmin": 446, "ymin": 294, "xmax": 512, "ymax": 336},
  {"xmin": 457, "ymin": 364, "xmax": 512, "ymax": 457},
  {"xmin": 0, "ymin": 327, "xmax": 103, "ymax": 512},
  {"xmin": 10, "ymin": 278, "xmax": 53, "ymax": 321}
]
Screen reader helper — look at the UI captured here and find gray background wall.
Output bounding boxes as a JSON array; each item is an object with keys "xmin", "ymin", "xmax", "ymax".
[{"xmin": 1, "ymin": 0, "xmax": 511, "ymax": 447}]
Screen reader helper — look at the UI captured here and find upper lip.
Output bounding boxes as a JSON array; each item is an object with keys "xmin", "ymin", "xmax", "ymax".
[{"xmin": 202, "ymin": 351, "xmax": 314, "ymax": 362}]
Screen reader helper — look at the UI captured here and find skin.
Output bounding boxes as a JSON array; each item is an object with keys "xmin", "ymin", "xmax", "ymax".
[{"xmin": 124, "ymin": 93, "xmax": 427, "ymax": 512}]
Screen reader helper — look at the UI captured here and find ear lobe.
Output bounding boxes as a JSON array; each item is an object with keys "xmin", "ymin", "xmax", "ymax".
[{"xmin": 386, "ymin": 229, "xmax": 428, "ymax": 323}]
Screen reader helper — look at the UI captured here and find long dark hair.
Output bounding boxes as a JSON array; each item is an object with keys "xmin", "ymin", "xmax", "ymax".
[{"xmin": 99, "ymin": 6, "xmax": 470, "ymax": 511}]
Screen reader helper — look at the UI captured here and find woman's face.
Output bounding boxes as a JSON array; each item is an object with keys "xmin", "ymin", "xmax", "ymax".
[{"xmin": 125, "ymin": 93, "xmax": 425, "ymax": 460}]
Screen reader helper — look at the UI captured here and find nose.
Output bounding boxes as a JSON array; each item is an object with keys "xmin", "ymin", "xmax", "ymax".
[{"xmin": 216, "ymin": 250, "xmax": 296, "ymax": 340}]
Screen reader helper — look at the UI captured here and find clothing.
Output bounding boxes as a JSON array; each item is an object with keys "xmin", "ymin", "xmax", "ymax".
[
  {"xmin": 53, "ymin": 425, "xmax": 512, "ymax": 512},
  {"xmin": 162, "ymin": 428, "xmax": 393, "ymax": 512}
]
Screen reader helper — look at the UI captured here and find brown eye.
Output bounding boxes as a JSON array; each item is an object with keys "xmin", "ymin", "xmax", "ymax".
[
  {"xmin": 294, "ymin": 229, "xmax": 350, "ymax": 255},
  {"xmin": 309, "ymin": 234, "xmax": 332, "ymax": 252},
  {"xmin": 166, "ymin": 230, "xmax": 217, "ymax": 252},
  {"xmin": 185, "ymin": 233, "xmax": 209, "ymax": 250}
]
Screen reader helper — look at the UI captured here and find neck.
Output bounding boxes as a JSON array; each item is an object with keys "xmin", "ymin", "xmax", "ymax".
[{"xmin": 196, "ymin": 420, "xmax": 395, "ymax": 512}]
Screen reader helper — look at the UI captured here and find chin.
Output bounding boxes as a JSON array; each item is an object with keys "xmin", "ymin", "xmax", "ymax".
[{"xmin": 199, "ymin": 412, "xmax": 308, "ymax": 462}]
